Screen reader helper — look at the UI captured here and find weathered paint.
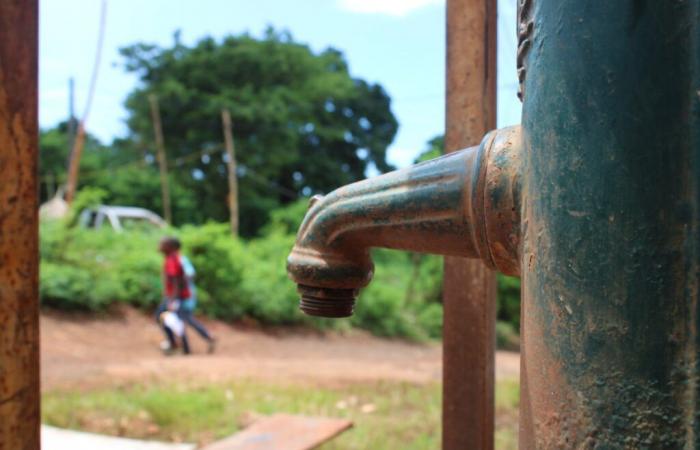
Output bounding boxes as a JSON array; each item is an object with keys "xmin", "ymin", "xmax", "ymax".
[
  {"xmin": 519, "ymin": 0, "xmax": 700, "ymax": 447},
  {"xmin": 287, "ymin": 1, "xmax": 700, "ymax": 446},
  {"xmin": 287, "ymin": 127, "xmax": 522, "ymax": 318},
  {"xmin": 0, "ymin": 1, "xmax": 40, "ymax": 449}
]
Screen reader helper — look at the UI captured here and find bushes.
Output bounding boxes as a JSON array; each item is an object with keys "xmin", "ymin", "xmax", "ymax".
[
  {"xmin": 497, "ymin": 274, "xmax": 521, "ymax": 331},
  {"xmin": 39, "ymin": 220, "xmax": 449, "ymax": 339},
  {"xmin": 39, "ymin": 220, "xmax": 163, "ymax": 310},
  {"xmin": 39, "ymin": 198, "xmax": 521, "ymax": 341},
  {"xmin": 40, "ymin": 262, "xmax": 110, "ymax": 310},
  {"xmin": 178, "ymin": 223, "xmax": 248, "ymax": 320},
  {"xmin": 350, "ymin": 250, "xmax": 443, "ymax": 340}
]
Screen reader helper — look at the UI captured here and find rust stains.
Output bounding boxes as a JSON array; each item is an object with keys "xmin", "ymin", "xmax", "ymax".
[
  {"xmin": 287, "ymin": 126, "xmax": 522, "ymax": 318},
  {"xmin": 0, "ymin": 1, "xmax": 40, "ymax": 449}
]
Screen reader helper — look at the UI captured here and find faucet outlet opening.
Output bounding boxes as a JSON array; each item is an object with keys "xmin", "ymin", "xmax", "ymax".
[{"xmin": 297, "ymin": 285, "xmax": 358, "ymax": 318}]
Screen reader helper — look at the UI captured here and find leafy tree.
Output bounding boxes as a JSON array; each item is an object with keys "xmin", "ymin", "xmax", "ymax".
[
  {"xmin": 120, "ymin": 28, "xmax": 398, "ymax": 235},
  {"xmin": 414, "ymin": 135, "xmax": 444, "ymax": 164},
  {"xmin": 38, "ymin": 123, "xmax": 194, "ymax": 222},
  {"xmin": 39, "ymin": 122, "xmax": 112, "ymax": 203}
]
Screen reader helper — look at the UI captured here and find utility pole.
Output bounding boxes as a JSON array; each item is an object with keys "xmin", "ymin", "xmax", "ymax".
[
  {"xmin": 64, "ymin": 121, "xmax": 87, "ymax": 203},
  {"xmin": 443, "ymin": 1, "xmax": 497, "ymax": 449},
  {"xmin": 67, "ymin": 77, "xmax": 77, "ymax": 163},
  {"xmin": 221, "ymin": 109, "xmax": 239, "ymax": 236},
  {"xmin": 149, "ymin": 94, "xmax": 173, "ymax": 225},
  {"xmin": 64, "ymin": 0, "xmax": 108, "ymax": 203},
  {"xmin": 0, "ymin": 0, "xmax": 40, "ymax": 448}
]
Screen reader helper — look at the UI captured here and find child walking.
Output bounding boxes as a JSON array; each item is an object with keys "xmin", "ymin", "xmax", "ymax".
[{"xmin": 156, "ymin": 236, "xmax": 215, "ymax": 354}]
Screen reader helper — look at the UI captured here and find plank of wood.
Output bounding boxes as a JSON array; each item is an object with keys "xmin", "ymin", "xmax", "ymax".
[{"xmin": 203, "ymin": 414, "xmax": 352, "ymax": 450}]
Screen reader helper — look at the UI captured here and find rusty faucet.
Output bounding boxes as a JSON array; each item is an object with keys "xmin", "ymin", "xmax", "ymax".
[{"xmin": 287, "ymin": 125, "xmax": 522, "ymax": 318}]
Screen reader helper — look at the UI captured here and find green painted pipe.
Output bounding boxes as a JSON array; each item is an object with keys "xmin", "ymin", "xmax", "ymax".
[
  {"xmin": 287, "ymin": 0, "xmax": 699, "ymax": 446},
  {"xmin": 519, "ymin": 0, "xmax": 700, "ymax": 447}
]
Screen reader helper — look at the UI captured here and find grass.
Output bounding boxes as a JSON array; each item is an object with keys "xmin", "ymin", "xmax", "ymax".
[{"xmin": 43, "ymin": 378, "xmax": 519, "ymax": 449}]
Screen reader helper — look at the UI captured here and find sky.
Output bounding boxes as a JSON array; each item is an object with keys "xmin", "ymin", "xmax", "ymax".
[{"xmin": 40, "ymin": 0, "xmax": 521, "ymax": 168}]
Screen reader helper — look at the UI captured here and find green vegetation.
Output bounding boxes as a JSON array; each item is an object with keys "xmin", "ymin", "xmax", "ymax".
[
  {"xmin": 41, "ymin": 29, "xmax": 398, "ymax": 236},
  {"xmin": 42, "ymin": 378, "xmax": 519, "ymax": 449},
  {"xmin": 39, "ymin": 30, "xmax": 522, "ymax": 340},
  {"xmin": 40, "ymin": 190, "xmax": 521, "ymax": 341}
]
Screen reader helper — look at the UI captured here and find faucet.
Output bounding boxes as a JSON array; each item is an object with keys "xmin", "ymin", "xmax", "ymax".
[{"xmin": 287, "ymin": 125, "xmax": 522, "ymax": 318}]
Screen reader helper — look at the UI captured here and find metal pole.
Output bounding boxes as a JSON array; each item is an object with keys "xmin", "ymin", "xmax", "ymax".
[
  {"xmin": 519, "ymin": 1, "xmax": 700, "ymax": 447},
  {"xmin": 149, "ymin": 94, "xmax": 173, "ymax": 225},
  {"xmin": 0, "ymin": 0, "xmax": 41, "ymax": 448},
  {"xmin": 443, "ymin": 0, "xmax": 497, "ymax": 449},
  {"xmin": 221, "ymin": 109, "xmax": 239, "ymax": 236}
]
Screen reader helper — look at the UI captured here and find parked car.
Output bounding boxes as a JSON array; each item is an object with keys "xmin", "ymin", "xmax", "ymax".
[{"xmin": 78, "ymin": 205, "xmax": 166, "ymax": 232}]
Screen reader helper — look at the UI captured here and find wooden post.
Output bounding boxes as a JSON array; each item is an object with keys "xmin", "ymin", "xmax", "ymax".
[
  {"xmin": 443, "ymin": 0, "xmax": 497, "ymax": 449},
  {"xmin": 0, "ymin": 0, "xmax": 41, "ymax": 448},
  {"xmin": 67, "ymin": 77, "xmax": 76, "ymax": 161},
  {"xmin": 149, "ymin": 94, "xmax": 173, "ymax": 224},
  {"xmin": 221, "ymin": 109, "xmax": 239, "ymax": 236},
  {"xmin": 65, "ymin": 120, "xmax": 87, "ymax": 202}
]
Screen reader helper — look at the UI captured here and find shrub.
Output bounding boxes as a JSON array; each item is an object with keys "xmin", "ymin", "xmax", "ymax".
[
  {"xmin": 38, "ymin": 191, "xmax": 521, "ymax": 340},
  {"xmin": 40, "ymin": 262, "xmax": 110, "ymax": 310},
  {"xmin": 239, "ymin": 231, "xmax": 302, "ymax": 324},
  {"xmin": 496, "ymin": 320, "xmax": 520, "ymax": 351},
  {"xmin": 39, "ymin": 220, "xmax": 163, "ymax": 311},
  {"xmin": 178, "ymin": 223, "xmax": 248, "ymax": 320},
  {"xmin": 497, "ymin": 274, "xmax": 521, "ymax": 331}
]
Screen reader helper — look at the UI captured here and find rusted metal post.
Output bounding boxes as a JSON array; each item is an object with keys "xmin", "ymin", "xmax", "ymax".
[
  {"xmin": 444, "ymin": 1, "xmax": 497, "ymax": 449},
  {"xmin": 519, "ymin": 0, "xmax": 700, "ymax": 447},
  {"xmin": 0, "ymin": 0, "xmax": 41, "ymax": 448},
  {"xmin": 221, "ymin": 109, "xmax": 239, "ymax": 237}
]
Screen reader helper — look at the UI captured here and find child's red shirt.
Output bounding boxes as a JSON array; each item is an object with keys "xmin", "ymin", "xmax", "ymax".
[{"xmin": 163, "ymin": 252, "xmax": 191, "ymax": 299}]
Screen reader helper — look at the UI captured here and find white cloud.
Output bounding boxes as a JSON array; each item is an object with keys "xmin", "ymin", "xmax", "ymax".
[{"xmin": 338, "ymin": 0, "xmax": 444, "ymax": 17}]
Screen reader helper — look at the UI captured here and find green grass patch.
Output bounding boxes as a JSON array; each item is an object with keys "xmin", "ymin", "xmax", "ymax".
[{"xmin": 43, "ymin": 379, "xmax": 519, "ymax": 449}]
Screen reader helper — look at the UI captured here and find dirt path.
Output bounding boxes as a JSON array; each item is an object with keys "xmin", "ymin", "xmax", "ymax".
[{"xmin": 41, "ymin": 307, "xmax": 519, "ymax": 391}]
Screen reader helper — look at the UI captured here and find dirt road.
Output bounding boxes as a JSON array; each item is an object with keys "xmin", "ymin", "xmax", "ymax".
[{"xmin": 41, "ymin": 307, "xmax": 519, "ymax": 391}]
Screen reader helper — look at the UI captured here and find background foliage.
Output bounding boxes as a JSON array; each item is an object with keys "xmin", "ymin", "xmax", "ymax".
[
  {"xmin": 41, "ymin": 29, "xmax": 398, "ymax": 237},
  {"xmin": 40, "ymin": 192, "xmax": 520, "ymax": 342},
  {"xmin": 39, "ymin": 30, "xmax": 521, "ymax": 342}
]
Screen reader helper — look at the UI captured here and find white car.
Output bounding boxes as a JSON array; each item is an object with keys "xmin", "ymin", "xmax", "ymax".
[{"xmin": 79, "ymin": 205, "xmax": 166, "ymax": 232}]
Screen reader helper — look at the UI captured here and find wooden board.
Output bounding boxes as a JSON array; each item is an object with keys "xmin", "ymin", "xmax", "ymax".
[{"xmin": 202, "ymin": 414, "xmax": 352, "ymax": 450}]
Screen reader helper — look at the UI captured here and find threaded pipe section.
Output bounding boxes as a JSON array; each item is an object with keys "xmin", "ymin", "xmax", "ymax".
[{"xmin": 297, "ymin": 284, "xmax": 358, "ymax": 318}]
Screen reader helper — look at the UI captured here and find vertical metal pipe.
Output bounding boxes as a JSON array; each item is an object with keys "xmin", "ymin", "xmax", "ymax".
[
  {"xmin": 519, "ymin": 0, "xmax": 700, "ymax": 447},
  {"xmin": 0, "ymin": 0, "xmax": 40, "ymax": 448},
  {"xmin": 443, "ymin": 0, "xmax": 497, "ymax": 449}
]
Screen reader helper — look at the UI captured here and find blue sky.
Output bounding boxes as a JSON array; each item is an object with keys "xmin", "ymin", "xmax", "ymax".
[{"xmin": 40, "ymin": 0, "xmax": 521, "ymax": 168}]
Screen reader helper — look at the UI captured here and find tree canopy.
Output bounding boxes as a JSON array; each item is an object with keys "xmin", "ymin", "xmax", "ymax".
[
  {"xmin": 115, "ymin": 29, "xmax": 398, "ymax": 235},
  {"xmin": 414, "ymin": 135, "xmax": 443, "ymax": 164}
]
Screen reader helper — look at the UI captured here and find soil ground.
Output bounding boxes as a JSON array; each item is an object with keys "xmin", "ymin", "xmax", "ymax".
[{"xmin": 41, "ymin": 306, "xmax": 520, "ymax": 391}]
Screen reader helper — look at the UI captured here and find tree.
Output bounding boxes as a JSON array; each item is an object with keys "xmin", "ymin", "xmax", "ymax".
[
  {"xmin": 119, "ymin": 29, "xmax": 399, "ymax": 236},
  {"xmin": 39, "ymin": 122, "xmax": 109, "ymax": 203},
  {"xmin": 414, "ymin": 135, "xmax": 444, "ymax": 164}
]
